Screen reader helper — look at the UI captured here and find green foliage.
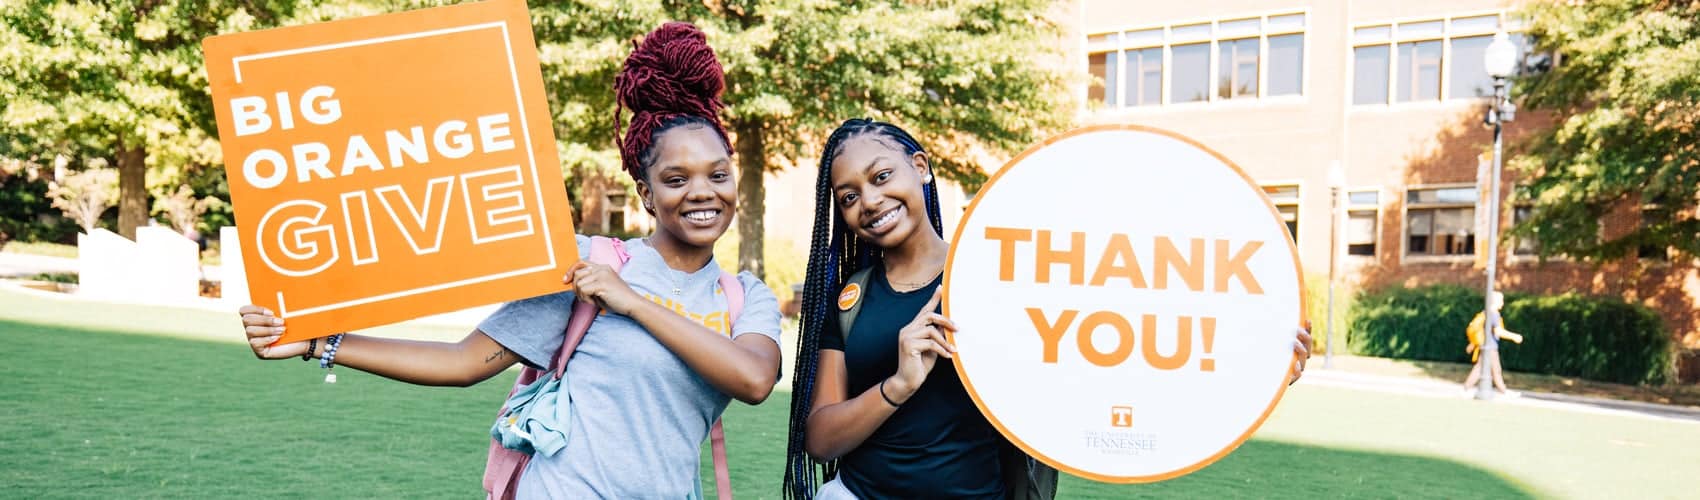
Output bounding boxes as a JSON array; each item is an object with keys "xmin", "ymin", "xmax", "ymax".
[
  {"xmin": 27, "ymin": 272, "xmax": 77, "ymax": 284},
  {"xmin": 1499, "ymin": 293, "xmax": 1673, "ymax": 386},
  {"xmin": 1347, "ymin": 284, "xmax": 1483, "ymax": 364},
  {"xmin": 0, "ymin": 0, "xmax": 302, "ymax": 236},
  {"xmin": 0, "ymin": 168, "xmax": 80, "ymax": 245},
  {"xmin": 1510, "ymin": 0, "xmax": 1700, "ymax": 260},
  {"xmin": 526, "ymin": 1, "xmax": 1072, "ymax": 277},
  {"xmin": 527, "ymin": 0, "xmax": 1070, "ymax": 183},
  {"xmin": 1348, "ymin": 284, "xmax": 1674, "ymax": 385},
  {"xmin": 2, "ymin": 0, "xmax": 1068, "ymax": 273},
  {"xmin": 713, "ymin": 228, "xmax": 806, "ymax": 303}
]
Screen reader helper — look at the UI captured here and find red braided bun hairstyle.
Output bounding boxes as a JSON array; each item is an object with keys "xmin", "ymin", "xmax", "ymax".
[{"xmin": 614, "ymin": 22, "xmax": 731, "ymax": 180}]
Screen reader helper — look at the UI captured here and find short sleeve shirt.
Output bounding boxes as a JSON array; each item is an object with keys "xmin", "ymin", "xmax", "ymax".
[
  {"xmin": 819, "ymin": 264, "xmax": 1004, "ymax": 499},
  {"xmin": 477, "ymin": 236, "xmax": 782, "ymax": 498}
]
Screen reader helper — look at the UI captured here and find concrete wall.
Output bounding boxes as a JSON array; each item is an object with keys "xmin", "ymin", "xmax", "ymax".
[{"xmin": 77, "ymin": 227, "xmax": 200, "ymax": 304}]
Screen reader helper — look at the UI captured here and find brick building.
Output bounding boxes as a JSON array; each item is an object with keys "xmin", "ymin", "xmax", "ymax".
[
  {"xmin": 1064, "ymin": 0, "xmax": 1698, "ymax": 376},
  {"xmin": 578, "ymin": 0, "xmax": 1698, "ymax": 379}
]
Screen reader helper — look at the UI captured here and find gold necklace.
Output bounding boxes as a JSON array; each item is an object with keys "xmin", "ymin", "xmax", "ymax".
[{"xmin": 890, "ymin": 271, "xmax": 942, "ymax": 293}]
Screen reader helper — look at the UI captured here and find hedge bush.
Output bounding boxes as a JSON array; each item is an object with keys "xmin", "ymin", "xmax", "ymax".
[
  {"xmin": 1347, "ymin": 284, "xmax": 1673, "ymax": 385},
  {"xmin": 0, "ymin": 173, "xmax": 80, "ymax": 247}
]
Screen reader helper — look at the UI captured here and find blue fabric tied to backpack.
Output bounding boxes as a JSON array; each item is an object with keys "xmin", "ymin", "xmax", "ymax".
[{"xmin": 491, "ymin": 373, "xmax": 572, "ymax": 457}]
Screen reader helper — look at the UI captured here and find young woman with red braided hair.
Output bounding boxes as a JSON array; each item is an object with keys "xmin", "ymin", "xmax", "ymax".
[
  {"xmin": 234, "ymin": 23, "xmax": 783, "ymax": 498},
  {"xmin": 782, "ymin": 119, "xmax": 1313, "ymax": 499}
]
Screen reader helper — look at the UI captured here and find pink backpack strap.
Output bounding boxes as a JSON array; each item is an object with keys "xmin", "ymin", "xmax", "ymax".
[
  {"xmin": 485, "ymin": 237, "xmax": 628, "ymax": 500},
  {"xmin": 709, "ymin": 270, "xmax": 742, "ymax": 500},
  {"xmin": 550, "ymin": 237, "xmax": 629, "ymax": 377}
]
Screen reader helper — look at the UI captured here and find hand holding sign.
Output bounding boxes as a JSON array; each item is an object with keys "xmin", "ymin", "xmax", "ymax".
[
  {"xmin": 237, "ymin": 305, "xmax": 306, "ymax": 360},
  {"xmin": 944, "ymin": 125, "xmax": 1307, "ymax": 483},
  {"xmin": 888, "ymin": 288, "xmax": 958, "ymax": 402},
  {"xmin": 1290, "ymin": 325, "xmax": 1312, "ymax": 385},
  {"xmin": 203, "ymin": 0, "xmax": 577, "ymax": 343}
]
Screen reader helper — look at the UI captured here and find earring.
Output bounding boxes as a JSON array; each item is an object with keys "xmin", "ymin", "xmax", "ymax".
[{"xmin": 924, "ymin": 174, "xmax": 935, "ymax": 184}]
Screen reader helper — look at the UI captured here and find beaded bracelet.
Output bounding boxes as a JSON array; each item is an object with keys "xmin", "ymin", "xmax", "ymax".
[
  {"xmin": 320, "ymin": 333, "xmax": 345, "ymax": 384},
  {"xmin": 319, "ymin": 333, "xmax": 345, "ymax": 369},
  {"xmin": 302, "ymin": 338, "xmax": 318, "ymax": 362}
]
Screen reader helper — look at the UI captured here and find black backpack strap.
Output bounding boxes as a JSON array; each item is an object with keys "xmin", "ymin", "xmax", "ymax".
[
  {"xmin": 999, "ymin": 436, "xmax": 1059, "ymax": 500},
  {"xmin": 838, "ymin": 267, "xmax": 875, "ymax": 343}
]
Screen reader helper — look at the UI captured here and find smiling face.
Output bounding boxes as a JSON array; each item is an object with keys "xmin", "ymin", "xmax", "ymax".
[
  {"xmin": 635, "ymin": 124, "xmax": 736, "ymax": 250},
  {"xmin": 829, "ymin": 135, "xmax": 933, "ymax": 249}
]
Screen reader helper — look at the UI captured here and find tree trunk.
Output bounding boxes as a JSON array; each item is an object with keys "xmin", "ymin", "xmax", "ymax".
[
  {"xmin": 116, "ymin": 137, "xmax": 148, "ymax": 240},
  {"xmin": 733, "ymin": 121, "xmax": 766, "ymax": 280}
]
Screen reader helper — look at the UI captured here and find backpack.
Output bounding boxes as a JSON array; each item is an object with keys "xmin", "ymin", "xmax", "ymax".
[
  {"xmin": 838, "ymin": 268, "xmax": 1058, "ymax": 500},
  {"xmin": 484, "ymin": 236, "xmax": 744, "ymax": 500}
]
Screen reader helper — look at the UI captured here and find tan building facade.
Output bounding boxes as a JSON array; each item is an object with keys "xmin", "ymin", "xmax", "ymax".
[{"xmin": 1066, "ymin": 0, "xmax": 1699, "ymax": 368}]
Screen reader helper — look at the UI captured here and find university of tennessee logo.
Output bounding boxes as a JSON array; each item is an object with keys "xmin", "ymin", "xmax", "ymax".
[{"xmin": 1111, "ymin": 406, "xmax": 1133, "ymax": 428}]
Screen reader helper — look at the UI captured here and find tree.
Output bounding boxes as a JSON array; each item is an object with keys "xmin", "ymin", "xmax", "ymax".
[
  {"xmin": 0, "ymin": 0, "xmax": 297, "ymax": 240},
  {"xmin": 530, "ymin": 0, "xmax": 1072, "ymax": 278},
  {"xmin": 48, "ymin": 167, "xmax": 118, "ymax": 234},
  {"xmin": 1510, "ymin": 0, "xmax": 1699, "ymax": 260},
  {"xmin": 3, "ymin": 0, "xmax": 1072, "ymax": 276},
  {"xmin": 153, "ymin": 184, "xmax": 222, "ymax": 236}
]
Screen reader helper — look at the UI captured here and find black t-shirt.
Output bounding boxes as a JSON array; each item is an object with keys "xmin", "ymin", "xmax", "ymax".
[{"xmin": 820, "ymin": 264, "xmax": 1004, "ymax": 499}]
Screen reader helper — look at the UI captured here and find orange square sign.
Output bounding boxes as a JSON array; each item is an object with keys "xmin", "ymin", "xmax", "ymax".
[{"xmin": 203, "ymin": 0, "xmax": 576, "ymax": 344}]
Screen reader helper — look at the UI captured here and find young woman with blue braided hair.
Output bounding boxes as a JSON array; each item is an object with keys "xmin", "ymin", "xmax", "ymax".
[{"xmin": 782, "ymin": 119, "xmax": 1313, "ymax": 499}]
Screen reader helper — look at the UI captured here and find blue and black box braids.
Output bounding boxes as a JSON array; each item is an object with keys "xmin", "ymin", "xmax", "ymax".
[{"xmin": 782, "ymin": 119, "xmax": 946, "ymax": 499}]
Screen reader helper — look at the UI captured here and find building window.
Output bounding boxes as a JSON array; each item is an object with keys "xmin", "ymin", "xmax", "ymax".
[
  {"xmin": 1267, "ymin": 33, "xmax": 1304, "ymax": 96},
  {"xmin": 605, "ymin": 193, "xmax": 627, "ymax": 234},
  {"xmin": 1172, "ymin": 43, "xmax": 1211, "ymax": 103},
  {"xmin": 1406, "ymin": 186, "xmax": 1477, "ymax": 257},
  {"xmin": 1218, "ymin": 37, "xmax": 1260, "ymax": 99},
  {"xmin": 1449, "ymin": 34, "xmax": 1497, "ymax": 99},
  {"xmin": 1396, "ymin": 40, "xmax": 1442, "ymax": 102},
  {"xmin": 1088, "ymin": 50, "xmax": 1116, "ymax": 106},
  {"xmin": 1264, "ymin": 184, "xmax": 1301, "ymax": 242},
  {"xmin": 1354, "ymin": 11, "xmax": 1527, "ymax": 106},
  {"xmin": 1352, "ymin": 43, "xmax": 1391, "ymax": 105},
  {"xmin": 1346, "ymin": 190, "xmax": 1380, "ymax": 256},
  {"xmin": 1125, "ymin": 47, "xmax": 1163, "ymax": 106},
  {"xmin": 1084, "ymin": 11, "xmax": 1306, "ymax": 109},
  {"xmin": 1512, "ymin": 205, "xmax": 1538, "ymax": 256},
  {"xmin": 1639, "ymin": 205, "xmax": 1671, "ymax": 261}
]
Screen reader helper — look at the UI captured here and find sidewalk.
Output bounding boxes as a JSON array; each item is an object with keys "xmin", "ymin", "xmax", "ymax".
[
  {"xmin": 0, "ymin": 252, "xmax": 76, "ymax": 278},
  {"xmin": 0, "ymin": 251, "xmax": 228, "ymax": 282},
  {"xmin": 0, "ymin": 258, "xmax": 492, "ymax": 331},
  {"xmin": 1300, "ymin": 367, "xmax": 1700, "ymax": 424}
]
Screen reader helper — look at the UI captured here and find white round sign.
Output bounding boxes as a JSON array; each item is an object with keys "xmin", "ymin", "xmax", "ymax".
[{"xmin": 944, "ymin": 125, "xmax": 1304, "ymax": 483}]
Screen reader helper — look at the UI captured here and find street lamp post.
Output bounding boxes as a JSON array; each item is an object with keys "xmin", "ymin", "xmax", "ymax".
[
  {"xmin": 1476, "ymin": 31, "xmax": 1519, "ymax": 401},
  {"xmin": 1325, "ymin": 161, "xmax": 1345, "ymax": 369}
]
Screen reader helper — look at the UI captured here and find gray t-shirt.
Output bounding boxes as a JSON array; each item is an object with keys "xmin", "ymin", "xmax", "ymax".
[{"xmin": 478, "ymin": 236, "xmax": 782, "ymax": 498}]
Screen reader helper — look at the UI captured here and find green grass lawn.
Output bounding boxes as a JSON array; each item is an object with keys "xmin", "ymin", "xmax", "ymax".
[
  {"xmin": 2, "ymin": 287, "xmax": 1697, "ymax": 499},
  {"xmin": 2, "ymin": 240, "xmax": 78, "ymax": 258}
]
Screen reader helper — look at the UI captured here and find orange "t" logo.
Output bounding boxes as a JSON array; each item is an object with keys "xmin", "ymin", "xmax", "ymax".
[{"xmin": 1111, "ymin": 406, "xmax": 1133, "ymax": 428}]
